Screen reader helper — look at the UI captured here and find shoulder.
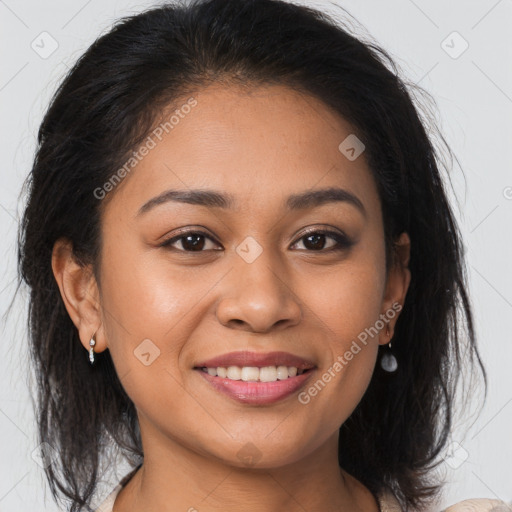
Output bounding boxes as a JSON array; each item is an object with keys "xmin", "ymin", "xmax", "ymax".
[
  {"xmin": 93, "ymin": 483, "xmax": 122, "ymax": 512},
  {"xmin": 377, "ymin": 489, "xmax": 512, "ymax": 512},
  {"xmin": 93, "ymin": 463, "xmax": 141, "ymax": 512},
  {"xmin": 443, "ymin": 498, "xmax": 512, "ymax": 512}
]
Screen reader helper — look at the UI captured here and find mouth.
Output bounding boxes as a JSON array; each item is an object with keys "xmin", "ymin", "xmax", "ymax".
[
  {"xmin": 194, "ymin": 365, "xmax": 313, "ymax": 382},
  {"xmin": 192, "ymin": 351, "xmax": 316, "ymax": 405},
  {"xmin": 194, "ymin": 366, "xmax": 315, "ymax": 405}
]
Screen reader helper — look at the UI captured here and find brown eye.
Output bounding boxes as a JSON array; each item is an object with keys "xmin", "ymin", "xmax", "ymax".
[
  {"xmin": 291, "ymin": 230, "xmax": 353, "ymax": 252},
  {"xmin": 160, "ymin": 231, "xmax": 221, "ymax": 252}
]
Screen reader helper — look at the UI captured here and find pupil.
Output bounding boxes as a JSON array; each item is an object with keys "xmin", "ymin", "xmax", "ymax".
[
  {"xmin": 305, "ymin": 233, "xmax": 325, "ymax": 250},
  {"xmin": 184, "ymin": 234, "xmax": 204, "ymax": 251}
]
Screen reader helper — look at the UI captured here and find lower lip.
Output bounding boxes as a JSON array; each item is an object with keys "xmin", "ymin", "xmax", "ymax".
[{"xmin": 194, "ymin": 368, "xmax": 315, "ymax": 405}]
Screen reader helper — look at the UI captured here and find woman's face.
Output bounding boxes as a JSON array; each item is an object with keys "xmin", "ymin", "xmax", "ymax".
[{"xmin": 58, "ymin": 83, "xmax": 410, "ymax": 469}]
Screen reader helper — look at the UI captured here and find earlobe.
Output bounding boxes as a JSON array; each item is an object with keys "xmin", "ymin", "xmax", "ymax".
[{"xmin": 51, "ymin": 237, "xmax": 105, "ymax": 354}]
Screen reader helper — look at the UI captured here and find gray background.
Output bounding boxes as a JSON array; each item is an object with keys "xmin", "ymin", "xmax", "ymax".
[{"xmin": 0, "ymin": 0, "xmax": 511, "ymax": 510}]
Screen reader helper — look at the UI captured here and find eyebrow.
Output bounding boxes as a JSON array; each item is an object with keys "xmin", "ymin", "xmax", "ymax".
[{"xmin": 137, "ymin": 186, "xmax": 366, "ymax": 218}]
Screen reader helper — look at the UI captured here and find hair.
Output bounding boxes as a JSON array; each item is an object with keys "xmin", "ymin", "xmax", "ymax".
[{"xmin": 17, "ymin": 0, "xmax": 487, "ymax": 510}]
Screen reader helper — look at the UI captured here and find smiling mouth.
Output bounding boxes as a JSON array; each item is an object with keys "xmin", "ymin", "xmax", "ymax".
[{"xmin": 195, "ymin": 365, "xmax": 312, "ymax": 382}]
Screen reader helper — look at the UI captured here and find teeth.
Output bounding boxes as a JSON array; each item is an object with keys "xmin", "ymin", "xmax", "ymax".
[
  {"xmin": 200, "ymin": 365, "xmax": 306, "ymax": 382},
  {"xmin": 241, "ymin": 366, "xmax": 259, "ymax": 381},
  {"xmin": 260, "ymin": 366, "xmax": 277, "ymax": 382}
]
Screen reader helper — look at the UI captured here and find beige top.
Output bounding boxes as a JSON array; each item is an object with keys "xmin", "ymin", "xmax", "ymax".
[{"xmin": 93, "ymin": 473, "xmax": 512, "ymax": 512}]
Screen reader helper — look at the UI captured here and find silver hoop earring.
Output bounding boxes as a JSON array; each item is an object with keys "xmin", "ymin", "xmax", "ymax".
[
  {"xmin": 380, "ymin": 326, "xmax": 397, "ymax": 372},
  {"xmin": 89, "ymin": 334, "xmax": 96, "ymax": 365}
]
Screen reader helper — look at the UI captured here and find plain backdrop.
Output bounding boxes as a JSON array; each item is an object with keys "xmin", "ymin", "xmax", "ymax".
[{"xmin": 1, "ymin": 0, "xmax": 511, "ymax": 510}]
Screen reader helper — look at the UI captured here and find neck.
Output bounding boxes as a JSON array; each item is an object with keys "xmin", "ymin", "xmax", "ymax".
[{"xmin": 112, "ymin": 427, "xmax": 379, "ymax": 512}]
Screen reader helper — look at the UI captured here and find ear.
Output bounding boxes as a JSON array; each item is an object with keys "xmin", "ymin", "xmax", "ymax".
[
  {"xmin": 379, "ymin": 232, "xmax": 411, "ymax": 345},
  {"xmin": 51, "ymin": 237, "xmax": 107, "ymax": 354}
]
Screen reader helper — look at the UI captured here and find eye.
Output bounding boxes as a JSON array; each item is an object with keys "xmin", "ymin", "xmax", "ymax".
[
  {"xmin": 291, "ymin": 229, "xmax": 353, "ymax": 252},
  {"xmin": 159, "ymin": 230, "xmax": 221, "ymax": 252},
  {"xmin": 159, "ymin": 227, "xmax": 353, "ymax": 253}
]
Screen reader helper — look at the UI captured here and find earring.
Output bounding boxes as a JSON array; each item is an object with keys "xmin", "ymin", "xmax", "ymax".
[
  {"xmin": 89, "ymin": 334, "xmax": 96, "ymax": 365},
  {"xmin": 380, "ymin": 325, "xmax": 398, "ymax": 372}
]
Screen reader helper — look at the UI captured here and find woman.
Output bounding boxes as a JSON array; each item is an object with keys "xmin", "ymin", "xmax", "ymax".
[{"xmin": 17, "ymin": 0, "xmax": 511, "ymax": 511}]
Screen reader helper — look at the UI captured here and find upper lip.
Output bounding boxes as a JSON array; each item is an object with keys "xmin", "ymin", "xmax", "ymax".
[{"xmin": 194, "ymin": 351, "xmax": 316, "ymax": 370}]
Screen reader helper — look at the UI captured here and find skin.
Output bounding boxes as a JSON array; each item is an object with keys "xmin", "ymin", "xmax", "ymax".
[{"xmin": 52, "ymin": 83, "xmax": 411, "ymax": 512}]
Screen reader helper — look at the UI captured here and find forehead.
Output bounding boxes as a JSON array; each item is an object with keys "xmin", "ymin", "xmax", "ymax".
[{"xmin": 104, "ymin": 83, "xmax": 380, "ymax": 220}]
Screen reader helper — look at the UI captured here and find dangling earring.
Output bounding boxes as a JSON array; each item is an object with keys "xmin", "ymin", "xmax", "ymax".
[
  {"xmin": 89, "ymin": 333, "xmax": 96, "ymax": 365},
  {"xmin": 380, "ymin": 325, "xmax": 398, "ymax": 372}
]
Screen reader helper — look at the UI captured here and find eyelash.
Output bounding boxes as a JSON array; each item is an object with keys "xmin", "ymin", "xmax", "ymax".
[{"xmin": 159, "ymin": 228, "xmax": 353, "ymax": 253}]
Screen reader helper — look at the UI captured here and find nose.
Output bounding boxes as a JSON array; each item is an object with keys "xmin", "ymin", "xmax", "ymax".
[{"xmin": 216, "ymin": 248, "xmax": 303, "ymax": 333}]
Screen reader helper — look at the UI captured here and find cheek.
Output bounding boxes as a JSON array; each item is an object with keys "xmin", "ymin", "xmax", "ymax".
[
  {"xmin": 295, "ymin": 270, "xmax": 383, "ymax": 434},
  {"xmin": 97, "ymin": 249, "xmax": 207, "ymax": 420},
  {"xmin": 97, "ymin": 239, "xmax": 213, "ymax": 377},
  {"xmin": 303, "ymin": 255, "xmax": 386, "ymax": 344},
  {"xmin": 296, "ymin": 249, "xmax": 385, "ymax": 413},
  {"xmin": 100, "ymin": 234, "xmax": 208, "ymax": 329}
]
